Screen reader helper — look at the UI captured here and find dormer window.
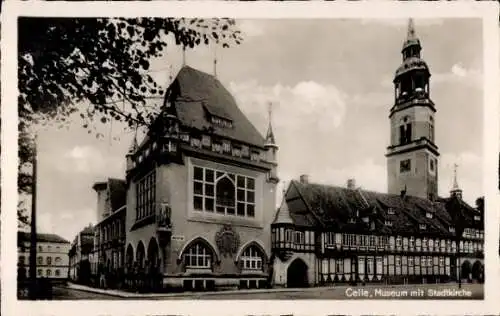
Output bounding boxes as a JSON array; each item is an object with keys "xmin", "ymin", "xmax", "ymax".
[
  {"xmin": 419, "ymin": 224, "xmax": 427, "ymax": 230},
  {"xmin": 180, "ymin": 133, "xmax": 190, "ymax": 142},
  {"xmin": 210, "ymin": 115, "xmax": 233, "ymax": 129},
  {"xmin": 348, "ymin": 218, "xmax": 356, "ymax": 224},
  {"xmin": 426, "ymin": 212, "xmax": 433, "ymax": 219},
  {"xmin": 387, "ymin": 208, "xmax": 395, "ymax": 215},
  {"xmin": 232, "ymin": 147, "xmax": 242, "ymax": 157},
  {"xmin": 222, "ymin": 141, "xmax": 231, "ymax": 153},
  {"xmin": 474, "ymin": 215, "xmax": 481, "ymax": 221},
  {"xmin": 202, "ymin": 135, "xmax": 211, "ymax": 147},
  {"xmin": 449, "ymin": 226, "xmax": 455, "ymax": 233},
  {"xmin": 250, "ymin": 151, "xmax": 260, "ymax": 161},
  {"xmin": 241, "ymin": 146, "xmax": 249, "ymax": 157},
  {"xmin": 362, "ymin": 217, "xmax": 369, "ymax": 223},
  {"xmin": 385, "ymin": 221, "xmax": 393, "ymax": 227},
  {"xmin": 191, "ymin": 138, "xmax": 201, "ymax": 148}
]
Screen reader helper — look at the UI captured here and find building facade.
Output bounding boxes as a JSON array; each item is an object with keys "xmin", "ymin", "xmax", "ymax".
[
  {"xmin": 68, "ymin": 224, "xmax": 95, "ymax": 284},
  {"xmin": 270, "ymin": 20, "xmax": 484, "ymax": 288},
  {"xmin": 17, "ymin": 232, "xmax": 71, "ymax": 282},
  {"xmin": 91, "ymin": 178, "xmax": 127, "ymax": 287},
  {"xmin": 120, "ymin": 66, "xmax": 278, "ymax": 291}
]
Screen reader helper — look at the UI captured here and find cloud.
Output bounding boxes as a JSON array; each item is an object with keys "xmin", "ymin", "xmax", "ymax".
[
  {"xmin": 237, "ymin": 20, "xmax": 266, "ymax": 37},
  {"xmin": 433, "ymin": 63, "xmax": 482, "ymax": 88},
  {"xmin": 360, "ymin": 18, "xmax": 444, "ymax": 27},
  {"xmin": 56, "ymin": 144, "xmax": 125, "ymax": 176},
  {"xmin": 228, "ymin": 80, "xmax": 348, "ymax": 134}
]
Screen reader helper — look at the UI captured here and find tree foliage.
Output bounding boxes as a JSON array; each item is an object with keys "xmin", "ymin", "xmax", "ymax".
[{"xmin": 17, "ymin": 17, "xmax": 243, "ymax": 223}]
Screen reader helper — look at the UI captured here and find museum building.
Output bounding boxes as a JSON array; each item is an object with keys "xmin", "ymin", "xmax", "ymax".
[
  {"xmin": 270, "ymin": 20, "xmax": 484, "ymax": 288},
  {"xmin": 121, "ymin": 65, "xmax": 279, "ymax": 291}
]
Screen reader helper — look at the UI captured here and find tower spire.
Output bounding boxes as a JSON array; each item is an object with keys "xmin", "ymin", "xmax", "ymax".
[
  {"xmin": 407, "ymin": 18, "xmax": 416, "ymax": 40},
  {"xmin": 450, "ymin": 163, "xmax": 463, "ymax": 199},
  {"xmin": 265, "ymin": 101, "xmax": 276, "ymax": 146}
]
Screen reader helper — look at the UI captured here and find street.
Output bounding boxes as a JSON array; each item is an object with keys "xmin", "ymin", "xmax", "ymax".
[{"xmin": 35, "ymin": 283, "xmax": 483, "ymax": 300}]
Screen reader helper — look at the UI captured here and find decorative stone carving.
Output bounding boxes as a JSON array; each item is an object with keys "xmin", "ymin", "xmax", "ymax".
[{"xmin": 215, "ymin": 225, "xmax": 240, "ymax": 257}]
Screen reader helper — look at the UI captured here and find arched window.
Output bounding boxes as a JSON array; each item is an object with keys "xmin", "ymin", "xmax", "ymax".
[
  {"xmin": 216, "ymin": 176, "xmax": 235, "ymax": 214},
  {"xmin": 47, "ymin": 257, "xmax": 52, "ymax": 266},
  {"xmin": 19, "ymin": 256, "xmax": 26, "ymax": 265},
  {"xmin": 37, "ymin": 269, "xmax": 42, "ymax": 276},
  {"xmin": 55, "ymin": 269, "xmax": 61, "ymax": 277},
  {"xmin": 241, "ymin": 246, "xmax": 263, "ymax": 270},
  {"xmin": 37, "ymin": 256, "xmax": 43, "ymax": 265},
  {"xmin": 184, "ymin": 242, "xmax": 212, "ymax": 268},
  {"xmin": 55, "ymin": 257, "xmax": 61, "ymax": 264},
  {"xmin": 46, "ymin": 269, "xmax": 52, "ymax": 277}
]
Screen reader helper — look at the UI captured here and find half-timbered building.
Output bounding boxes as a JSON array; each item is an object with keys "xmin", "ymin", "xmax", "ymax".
[{"xmin": 270, "ymin": 20, "xmax": 484, "ymax": 288}]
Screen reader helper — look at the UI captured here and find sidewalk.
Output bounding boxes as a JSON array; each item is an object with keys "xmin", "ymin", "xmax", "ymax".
[{"xmin": 65, "ymin": 281, "xmax": 474, "ymax": 299}]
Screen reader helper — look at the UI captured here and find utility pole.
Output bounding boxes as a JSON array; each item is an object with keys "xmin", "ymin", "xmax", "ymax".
[{"xmin": 28, "ymin": 134, "xmax": 38, "ymax": 299}]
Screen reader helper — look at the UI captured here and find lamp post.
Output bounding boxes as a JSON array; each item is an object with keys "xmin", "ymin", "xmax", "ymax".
[{"xmin": 28, "ymin": 134, "xmax": 38, "ymax": 299}]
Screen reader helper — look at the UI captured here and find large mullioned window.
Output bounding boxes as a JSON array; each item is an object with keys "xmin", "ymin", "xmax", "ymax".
[
  {"xmin": 185, "ymin": 243, "xmax": 212, "ymax": 268},
  {"xmin": 136, "ymin": 170, "xmax": 156, "ymax": 221},
  {"xmin": 193, "ymin": 166, "xmax": 256, "ymax": 217},
  {"xmin": 241, "ymin": 246, "xmax": 263, "ymax": 270}
]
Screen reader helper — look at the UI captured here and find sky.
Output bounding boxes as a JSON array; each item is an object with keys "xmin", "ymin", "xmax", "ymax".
[{"xmin": 26, "ymin": 18, "xmax": 484, "ymax": 241}]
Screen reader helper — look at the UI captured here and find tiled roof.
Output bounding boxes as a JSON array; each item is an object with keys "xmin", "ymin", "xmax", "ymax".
[
  {"xmin": 281, "ymin": 180, "xmax": 479, "ymax": 237},
  {"xmin": 18, "ymin": 231, "xmax": 70, "ymax": 244},
  {"xmin": 167, "ymin": 66, "xmax": 266, "ymax": 148}
]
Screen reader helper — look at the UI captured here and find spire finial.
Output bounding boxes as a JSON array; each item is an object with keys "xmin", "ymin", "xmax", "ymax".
[
  {"xmin": 265, "ymin": 101, "xmax": 276, "ymax": 146},
  {"xmin": 407, "ymin": 18, "xmax": 416, "ymax": 40},
  {"xmin": 452, "ymin": 163, "xmax": 460, "ymax": 190}
]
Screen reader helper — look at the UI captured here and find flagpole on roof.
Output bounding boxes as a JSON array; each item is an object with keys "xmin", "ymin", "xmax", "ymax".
[{"xmin": 213, "ymin": 43, "xmax": 218, "ymax": 78}]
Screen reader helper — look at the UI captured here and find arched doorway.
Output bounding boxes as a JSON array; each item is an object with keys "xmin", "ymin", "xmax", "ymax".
[
  {"xmin": 147, "ymin": 238, "xmax": 159, "ymax": 267},
  {"xmin": 136, "ymin": 241, "xmax": 146, "ymax": 269},
  {"xmin": 287, "ymin": 258, "xmax": 309, "ymax": 288},
  {"xmin": 126, "ymin": 244, "xmax": 134, "ymax": 271},
  {"xmin": 461, "ymin": 260, "xmax": 471, "ymax": 280},
  {"xmin": 471, "ymin": 261, "xmax": 482, "ymax": 281}
]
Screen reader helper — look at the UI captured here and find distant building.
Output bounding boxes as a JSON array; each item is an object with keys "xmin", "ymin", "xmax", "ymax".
[
  {"xmin": 270, "ymin": 19, "xmax": 484, "ymax": 288},
  {"xmin": 17, "ymin": 231, "xmax": 71, "ymax": 281},
  {"xmin": 68, "ymin": 224, "xmax": 95, "ymax": 284},
  {"xmin": 91, "ymin": 178, "xmax": 127, "ymax": 286}
]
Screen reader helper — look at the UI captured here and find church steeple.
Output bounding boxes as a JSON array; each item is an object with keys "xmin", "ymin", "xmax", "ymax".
[
  {"xmin": 264, "ymin": 102, "xmax": 279, "ymax": 183},
  {"xmin": 450, "ymin": 163, "xmax": 463, "ymax": 199},
  {"xmin": 386, "ymin": 18, "xmax": 439, "ymax": 201}
]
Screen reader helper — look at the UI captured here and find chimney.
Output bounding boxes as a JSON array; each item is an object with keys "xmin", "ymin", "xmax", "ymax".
[
  {"xmin": 347, "ymin": 179, "xmax": 356, "ymax": 190},
  {"xmin": 299, "ymin": 174, "xmax": 309, "ymax": 184}
]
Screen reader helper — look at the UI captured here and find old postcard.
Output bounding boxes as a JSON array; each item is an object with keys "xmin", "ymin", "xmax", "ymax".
[{"xmin": 1, "ymin": 1, "xmax": 499, "ymax": 316}]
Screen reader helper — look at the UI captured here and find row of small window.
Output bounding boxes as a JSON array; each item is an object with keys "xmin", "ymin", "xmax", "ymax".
[
  {"xmin": 193, "ymin": 166, "xmax": 256, "ymax": 218},
  {"xmin": 22, "ymin": 245, "xmax": 62, "ymax": 253},
  {"xmin": 463, "ymin": 228, "xmax": 484, "ymax": 239},
  {"xmin": 97, "ymin": 219, "xmax": 125, "ymax": 244},
  {"xmin": 188, "ymin": 135, "xmax": 263, "ymax": 162},
  {"xmin": 323, "ymin": 233, "xmax": 483, "ymax": 253},
  {"xmin": 321, "ymin": 256, "xmax": 450, "ymax": 274},
  {"xmin": 19, "ymin": 256, "xmax": 62, "ymax": 265},
  {"xmin": 136, "ymin": 170, "xmax": 156, "ymax": 221},
  {"xmin": 184, "ymin": 243, "xmax": 263, "ymax": 270},
  {"xmin": 272, "ymin": 228, "xmax": 315, "ymax": 245}
]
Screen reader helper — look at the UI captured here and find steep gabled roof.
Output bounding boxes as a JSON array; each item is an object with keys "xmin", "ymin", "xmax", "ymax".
[
  {"xmin": 281, "ymin": 180, "xmax": 475, "ymax": 237},
  {"xmin": 166, "ymin": 66, "xmax": 266, "ymax": 148}
]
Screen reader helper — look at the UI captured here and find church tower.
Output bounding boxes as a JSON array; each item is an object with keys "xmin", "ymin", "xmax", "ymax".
[{"xmin": 386, "ymin": 19, "xmax": 440, "ymax": 200}]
